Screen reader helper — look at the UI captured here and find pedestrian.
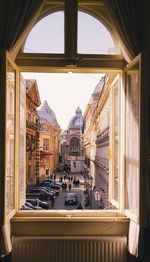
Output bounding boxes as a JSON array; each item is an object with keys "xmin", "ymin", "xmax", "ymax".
[
  {"xmin": 64, "ymin": 182, "xmax": 67, "ymax": 191},
  {"xmin": 77, "ymin": 203, "xmax": 83, "ymax": 209},
  {"xmin": 69, "ymin": 183, "xmax": 71, "ymax": 191},
  {"xmin": 93, "ymin": 186, "xmax": 96, "ymax": 191},
  {"xmin": 51, "ymin": 196, "xmax": 55, "ymax": 207}
]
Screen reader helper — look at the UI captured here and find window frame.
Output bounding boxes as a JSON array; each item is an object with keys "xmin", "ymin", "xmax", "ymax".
[
  {"xmin": 16, "ymin": 0, "xmax": 124, "ymax": 71},
  {"xmin": 2, "ymin": 1, "xmax": 143, "ymax": 222},
  {"xmin": 109, "ymin": 75, "xmax": 121, "ymax": 209},
  {"xmin": 2, "ymin": 58, "xmax": 142, "ymax": 222},
  {"xmin": 124, "ymin": 55, "xmax": 141, "ymax": 224},
  {"xmin": 0, "ymin": 51, "xmax": 20, "ymax": 225}
]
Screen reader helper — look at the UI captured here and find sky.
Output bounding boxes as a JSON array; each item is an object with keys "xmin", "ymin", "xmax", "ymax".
[{"xmin": 22, "ymin": 72, "xmax": 101, "ymax": 130}]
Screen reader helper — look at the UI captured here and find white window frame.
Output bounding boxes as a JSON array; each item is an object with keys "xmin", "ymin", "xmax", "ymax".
[{"xmin": 2, "ymin": 1, "xmax": 145, "ymax": 224}]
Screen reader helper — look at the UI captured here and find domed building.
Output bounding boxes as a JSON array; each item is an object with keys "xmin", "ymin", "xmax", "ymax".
[
  {"xmin": 60, "ymin": 107, "xmax": 85, "ymax": 173},
  {"xmin": 37, "ymin": 100, "xmax": 61, "ymax": 181},
  {"xmin": 68, "ymin": 107, "xmax": 84, "ymax": 131}
]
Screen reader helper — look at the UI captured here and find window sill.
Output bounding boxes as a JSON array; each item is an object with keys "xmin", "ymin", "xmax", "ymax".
[
  {"xmin": 12, "ymin": 210, "xmax": 129, "ymax": 222},
  {"xmin": 11, "ymin": 211, "xmax": 129, "ymax": 237}
]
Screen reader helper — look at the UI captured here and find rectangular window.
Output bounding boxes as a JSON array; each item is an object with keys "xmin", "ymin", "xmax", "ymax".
[
  {"xmin": 43, "ymin": 138, "xmax": 49, "ymax": 151},
  {"xmin": 2, "ymin": 61, "xmax": 142, "ymax": 218}
]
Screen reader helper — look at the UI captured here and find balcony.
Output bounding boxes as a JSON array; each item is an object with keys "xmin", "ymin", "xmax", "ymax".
[{"xmin": 26, "ymin": 119, "xmax": 40, "ymax": 130}]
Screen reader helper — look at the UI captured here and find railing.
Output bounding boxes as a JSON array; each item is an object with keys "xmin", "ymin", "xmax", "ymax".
[{"xmin": 26, "ymin": 120, "xmax": 40, "ymax": 130}]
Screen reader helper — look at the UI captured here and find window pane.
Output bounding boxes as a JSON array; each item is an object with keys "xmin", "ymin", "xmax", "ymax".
[
  {"xmin": 23, "ymin": 11, "xmax": 64, "ymax": 53},
  {"xmin": 5, "ymin": 62, "xmax": 15, "ymax": 215},
  {"xmin": 78, "ymin": 11, "xmax": 116, "ymax": 54},
  {"xmin": 112, "ymin": 78, "xmax": 119, "ymax": 202},
  {"xmin": 43, "ymin": 139, "xmax": 49, "ymax": 151},
  {"xmin": 19, "ymin": 76, "xmax": 26, "ymax": 207},
  {"xmin": 125, "ymin": 64, "xmax": 140, "ymax": 216}
]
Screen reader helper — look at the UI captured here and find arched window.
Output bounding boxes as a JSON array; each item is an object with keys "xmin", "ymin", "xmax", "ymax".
[
  {"xmin": 23, "ymin": 11, "xmax": 118, "ymax": 55},
  {"xmin": 69, "ymin": 137, "xmax": 80, "ymax": 156}
]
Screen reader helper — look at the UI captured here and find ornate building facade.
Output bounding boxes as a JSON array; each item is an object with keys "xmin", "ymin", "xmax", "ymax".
[
  {"xmin": 60, "ymin": 107, "xmax": 85, "ymax": 173},
  {"xmin": 83, "ymin": 74, "xmax": 118, "ymax": 208},
  {"xmin": 83, "ymin": 77, "xmax": 105, "ymax": 183},
  {"xmin": 26, "ymin": 79, "xmax": 41, "ymax": 190},
  {"xmin": 37, "ymin": 100, "xmax": 61, "ymax": 181}
]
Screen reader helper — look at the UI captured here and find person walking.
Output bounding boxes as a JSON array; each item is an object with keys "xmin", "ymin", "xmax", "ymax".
[
  {"xmin": 77, "ymin": 203, "xmax": 83, "ymax": 209},
  {"xmin": 51, "ymin": 196, "xmax": 55, "ymax": 207},
  {"xmin": 68, "ymin": 183, "xmax": 72, "ymax": 191}
]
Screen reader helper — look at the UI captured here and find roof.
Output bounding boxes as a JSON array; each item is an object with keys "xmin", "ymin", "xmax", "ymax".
[
  {"xmin": 26, "ymin": 79, "xmax": 41, "ymax": 107},
  {"xmin": 37, "ymin": 100, "xmax": 59, "ymax": 127},
  {"xmin": 68, "ymin": 107, "xmax": 84, "ymax": 130}
]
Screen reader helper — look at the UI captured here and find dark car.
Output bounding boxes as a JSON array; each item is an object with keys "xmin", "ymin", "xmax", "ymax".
[
  {"xmin": 36, "ymin": 186, "xmax": 57, "ymax": 196},
  {"xmin": 37, "ymin": 186, "xmax": 59, "ymax": 196},
  {"xmin": 41, "ymin": 180, "xmax": 61, "ymax": 187},
  {"xmin": 26, "ymin": 188, "xmax": 54, "ymax": 201},
  {"xmin": 26, "ymin": 199, "xmax": 49, "ymax": 209},
  {"xmin": 65, "ymin": 193, "xmax": 78, "ymax": 205},
  {"xmin": 41, "ymin": 181, "xmax": 61, "ymax": 190}
]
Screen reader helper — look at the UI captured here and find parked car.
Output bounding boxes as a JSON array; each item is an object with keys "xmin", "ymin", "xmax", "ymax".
[
  {"xmin": 41, "ymin": 181, "xmax": 61, "ymax": 190},
  {"xmin": 20, "ymin": 205, "xmax": 33, "ymax": 210},
  {"xmin": 26, "ymin": 199, "xmax": 49, "ymax": 209},
  {"xmin": 36, "ymin": 186, "xmax": 57, "ymax": 196},
  {"xmin": 41, "ymin": 179, "xmax": 61, "ymax": 187},
  {"xmin": 25, "ymin": 201, "xmax": 43, "ymax": 210},
  {"xmin": 65, "ymin": 193, "xmax": 78, "ymax": 205},
  {"xmin": 37, "ymin": 186, "xmax": 59, "ymax": 196},
  {"xmin": 26, "ymin": 188, "xmax": 54, "ymax": 201}
]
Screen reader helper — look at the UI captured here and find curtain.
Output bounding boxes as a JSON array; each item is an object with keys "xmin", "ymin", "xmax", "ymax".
[
  {"xmin": 104, "ymin": 0, "xmax": 150, "ymax": 259},
  {"xmin": 0, "ymin": 0, "xmax": 44, "ymax": 256},
  {"xmin": 0, "ymin": 0, "xmax": 44, "ymax": 58},
  {"xmin": 104, "ymin": 0, "xmax": 144, "ymax": 61}
]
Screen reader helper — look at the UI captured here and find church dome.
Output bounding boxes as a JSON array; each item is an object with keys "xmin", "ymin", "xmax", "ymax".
[
  {"xmin": 37, "ymin": 100, "xmax": 59, "ymax": 127},
  {"xmin": 68, "ymin": 107, "xmax": 84, "ymax": 130}
]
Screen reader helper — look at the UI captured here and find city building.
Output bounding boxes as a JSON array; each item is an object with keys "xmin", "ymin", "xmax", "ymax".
[
  {"xmin": 26, "ymin": 79, "xmax": 41, "ymax": 190},
  {"xmin": 37, "ymin": 100, "xmax": 61, "ymax": 181},
  {"xmin": 60, "ymin": 107, "xmax": 85, "ymax": 173},
  {"xmin": 83, "ymin": 77, "xmax": 105, "ymax": 182}
]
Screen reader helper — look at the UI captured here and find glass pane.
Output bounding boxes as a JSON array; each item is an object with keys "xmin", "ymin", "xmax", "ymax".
[
  {"xmin": 23, "ymin": 11, "xmax": 64, "ymax": 53},
  {"xmin": 19, "ymin": 76, "xmax": 26, "ymax": 207},
  {"xmin": 125, "ymin": 63, "xmax": 140, "ymax": 216},
  {"xmin": 5, "ymin": 62, "xmax": 15, "ymax": 215},
  {"xmin": 78, "ymin": 11, "xmax": 116, "ymax": 54},
  {"xmin": 112, "ymin": 79, "xmax": 119, "ymax": 202}
]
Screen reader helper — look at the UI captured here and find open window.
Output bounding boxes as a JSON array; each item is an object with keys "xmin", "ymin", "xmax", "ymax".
[
  {"xmin": 0, "ymin": 51, "xmax": 19, "ymax": 225},
  {"xmin": 124, "ymin": 56, "xmax": 140, "ymax": 223},
  {"xmin": 1, "ymin": 1, "xmax": 146, "ymax": 225}
]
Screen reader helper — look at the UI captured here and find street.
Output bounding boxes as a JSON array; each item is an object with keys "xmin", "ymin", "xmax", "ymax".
[{"xmin": 47, "ymin": 173, "xmax": 97, "ymax": 210}]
